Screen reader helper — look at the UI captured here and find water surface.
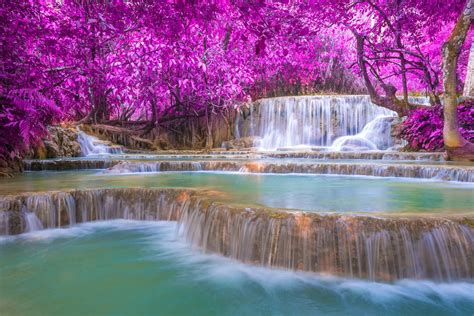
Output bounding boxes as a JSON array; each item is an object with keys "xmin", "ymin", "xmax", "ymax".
[
  {"xmin": 1, "ymin": 221, "xmax": 472, "ymax": 316},
  {"xmin": 1, "ymin": 171, "xmax": 473, "ymax": 213}
]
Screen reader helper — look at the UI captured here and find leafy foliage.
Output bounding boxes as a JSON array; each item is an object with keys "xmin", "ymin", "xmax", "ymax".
[
  {"xmin": 0, "ymin": 0, "xmax": 471, "ymax": 156},
  {"xmin": 399, "ymin": 101, "xmax": 474, "ymax": 151}
]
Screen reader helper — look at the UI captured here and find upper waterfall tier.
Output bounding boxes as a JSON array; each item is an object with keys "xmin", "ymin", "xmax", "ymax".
[
  {"xmin": 236, "ymin": 95, "xmax": 427, "ymax": 151},
  {"xmin": 77, "ymin": 129, "xmax": 123, "ymax": 156}
]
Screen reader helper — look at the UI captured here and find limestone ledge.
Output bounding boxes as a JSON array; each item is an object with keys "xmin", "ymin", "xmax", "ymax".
[
  {"xmin": 105, "ymin": 160, "xmax": 474, "ymax": 182},
  {"xmin": 0, "ymin": 187, "xmax": 472, "ymax": 282}
]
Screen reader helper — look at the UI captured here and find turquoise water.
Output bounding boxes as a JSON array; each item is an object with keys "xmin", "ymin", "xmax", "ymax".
[
  {"xmin": 28, "ymin": 154, "xmax": 474, "ymax": 166},
  {"xmin": 1, "ymin": 171, "xmax": 473, "ymax": 213},
  {"xmin": 1, "ymin": 220, "xmax": 473, "ymax": 316}
]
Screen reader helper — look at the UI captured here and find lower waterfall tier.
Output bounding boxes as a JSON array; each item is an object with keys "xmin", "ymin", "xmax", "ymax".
[{"xmin": 1, "ymin": 188, "xmax": 472, "ymax": 282}]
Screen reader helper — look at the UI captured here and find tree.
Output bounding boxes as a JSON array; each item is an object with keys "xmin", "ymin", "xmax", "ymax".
[
  {"xmin": 1, "ymin": 0, "xmax": 472, "ymax": 159},
  {"xmin": 0, "ymin": 0, "xmax": 62, "ymax": 158},
  {"xmin": 316, "ymin": 0, "xmax": 467, "ymax": 115},
  {"xmin": 464, "ymin": 42, "xmax": 474, "ymax": 97},
  {"xmin": 442, "ymin": 0, "xmax": 474, "ymax": 160}
]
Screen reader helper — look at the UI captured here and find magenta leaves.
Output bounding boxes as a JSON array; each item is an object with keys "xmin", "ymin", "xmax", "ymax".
[
  {"xmin": 0, "ymin": 0, "xmax": 471, "ymax": 157},
  {"xmin": 399, "ymin": 101, "xmax": 474, "ymax": 151}
]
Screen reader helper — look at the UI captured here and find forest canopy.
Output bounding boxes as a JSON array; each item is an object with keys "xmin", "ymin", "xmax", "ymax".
[{"xmin": 1, "ymin": 0, "xmax": 472, "ymax": 156}]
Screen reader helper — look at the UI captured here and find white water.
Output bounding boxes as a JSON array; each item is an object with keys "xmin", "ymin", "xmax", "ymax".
[
  {"xmin": 0, "ymin": 212, "xmax": 9, "ymax": 235},
  {"xmin": 77, "ymin": 130, "xmax": 122, "ymax": 156},
  {"xmin": 1, "ymin": 220, "xmax": 473, "ymax": 312},
  {"xmin": 23, "ymin": 212, "xmax": 43, "ymax": 232},
  {"xmin": 331, "ymin": 115, "xmax": 395, "ymax": 151},
  {"xmin": 243, "ymin": 95, "xmax": 433, "ymax": 151},
  {"xmin": 249, "ymin": 95, "xmax": 396, "ymax": 150}
]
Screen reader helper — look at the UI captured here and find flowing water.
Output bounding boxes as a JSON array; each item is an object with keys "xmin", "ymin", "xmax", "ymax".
[
  {"xmin": 240, "ymin": 95, "xmax": 398, "ymax": 150},
  {"xmin": 1, "ymin": 188, "xmax": 471, "ymax": 281},
  {"xmin": 1, "ymin": 171, "xmax": 473, "ymax": 213},
  {"xmin": 331, "ymin": 115, "xmax": 395, "ymax": 151},
  {"xmin": 2, "ymin": 95, "xmax": 472, "ymax": 314},
  {"xmin": 1, "ymin": 221, "xmax": 473, "ymax": 316},
  {"xmin": 77, "ymin": 130, "xmax": 123, "ymax": 156},
  {"xmin": 23, "ymin": 211, "xmax": 44, "ymax": 232}
]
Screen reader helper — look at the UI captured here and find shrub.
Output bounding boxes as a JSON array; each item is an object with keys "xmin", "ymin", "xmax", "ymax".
[{"xmin": 399, "ymin": 100, "xmax": 474, "ymax": 151}]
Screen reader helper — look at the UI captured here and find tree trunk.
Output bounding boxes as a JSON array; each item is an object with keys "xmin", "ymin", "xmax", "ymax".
[
  {"xmin": 463, "ymin": 42, "xmax": 474, "ymax": 97},
  {"xmin": 205, "ymin": 105, "xmax": 213, "ymax": 149},
  {"xmin": 442, "ymin": 0, "xmax": 474, "ymax": 160},
  {"xmin": 352, "ymin": 31, "xmax": 420, "ymax": 116},
  {"xmin": 141, "ymin": 99, "xmax": 158, "ymax": 136}
]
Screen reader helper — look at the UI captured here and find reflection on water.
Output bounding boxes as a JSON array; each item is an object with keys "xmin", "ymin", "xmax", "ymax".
[
  {"xmin": 1, "ymin": 221, "xmax": 473, "ymax": 316},
  {"xmin": 1, "ymin": 171, "xmax": 473, "ymax": 213}
]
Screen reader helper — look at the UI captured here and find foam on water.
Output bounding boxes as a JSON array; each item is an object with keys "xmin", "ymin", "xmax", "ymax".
[
  {"xmin": 331, "ymin": 115, "xmax": 395, "ymax": 151},
  {"xmin": 104, "ymin": 220, "xmax": 474, "ymax": 310},
  {"xmin": 243, "ymin": 95, "xmax": 399, "ymax": 151},
  {"xmin": 77, "ymin": 129, "xmax": 122, "ymax": 156},
  {"xmin": 2, "ymin": 220, "xmax": 472, "ymax": 315}
]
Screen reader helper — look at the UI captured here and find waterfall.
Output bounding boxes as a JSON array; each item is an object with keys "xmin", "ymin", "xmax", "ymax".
[
  {"xmin": 23, "ymin": 211, "xmax": 43, "ymax": 232},
  {"xmin": 0, "ymin": 211, "xmax": 10, "ymax": 235},
  {"xmin": 77, "ymin": 129, "xmax": 123, "ymax": 156},
  {"xmin": 178, "ymin": 200, "xmax": 473, "ymax": 281},
  {"xmin": 0, "ymin": 188, "xmax": 472, "ymax": 281},
  {"xmin": 105, "ymin": 161, "xmax": 474, "ymax": 182},
  {"xmin": 331, "ymin": 115, "xmax": 396, "ymax": 151},
  {"xmin": 244, "ymin": 95, "xmax": 399, "ymax": 150},
  {"xmin": 24, "ymin": 159, "xmax": 119, "ymax": 171}
]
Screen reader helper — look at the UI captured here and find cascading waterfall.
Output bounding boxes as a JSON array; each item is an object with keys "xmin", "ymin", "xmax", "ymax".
[
  {"xmin": 0, "ymin": 211, "xmax": 10, "ymax": 235},
  {"xmin": 178, "ymin": 200, "xmax": 473, "ymax": 281},
  {"xmin": 247, "ymin": 95, "xmax": 397, "ymax": 150},
  {"xmin": 0, "ymin": 189, "xmax": 190, "ymax": 234},
  {"xmin": 264, "ymin": 151, "xmax": 444, "ymax": 160},
  {"xmin": 331, "ymin": 115, "xmax": 396, "ymax": 151},
  {"xmin": 23, "ymin": 211, "xmax": 43, "ymax": 232},
  {"xmin": 24, "ymin": 159, "xmax": 119, "ymax": 171},
  {"xmin": 106, "ymin": 160, "xmax": 474, "ymax": 182},
  {"xmin": 0, "ymin": 188, "xmax": 472, "ymax": 281},
  {"xmin": 77, "ymin": 129, "xmax": 123, "ymax": 156}
]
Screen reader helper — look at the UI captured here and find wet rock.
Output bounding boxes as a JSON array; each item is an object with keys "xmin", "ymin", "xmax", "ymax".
[
  {"xmin": 43, "ymin": 140, "xmax": 60, "ymax": 158},
  {"xmin": 23, "ymin": 159, "xmax": 120, "ymax": 171},
  {"xmin": 104, "ymin": 160, "xmax": 474, "ymax": 182},
  {"xmin": 389, "ymin": 116, "xmax": 404, "ymax": 147},
  {"xmin": 263, "ymin": 151, "xmax": 444, "ymax": 161},
  {"xmin": 27, "ymin": 125, "xmax": 82, "ymax": 159},
  {"xmin": 0, "ymin": 154, "xmax": 23, "ymax": 177},
  {"xmin": 221, "ymin": 136, "xmax": 260, "ymax": 150}
]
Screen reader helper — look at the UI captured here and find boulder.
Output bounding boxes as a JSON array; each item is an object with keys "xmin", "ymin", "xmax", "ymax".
[
  {"xmin": 0, "ymin": 154, "xmax": 23, "ymax": 177},
  {"xmin": 28, "ymin": 125, "xmax": 82, "ymax": 159},
  {"xmin": 43, "ymin": 140, "xmax": 60, "ymax": 158}
]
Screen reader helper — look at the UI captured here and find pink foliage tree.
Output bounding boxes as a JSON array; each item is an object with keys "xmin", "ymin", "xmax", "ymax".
[{"xmin": 0, "ymin": 0, "xmax": 472, "ymax": 157}]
